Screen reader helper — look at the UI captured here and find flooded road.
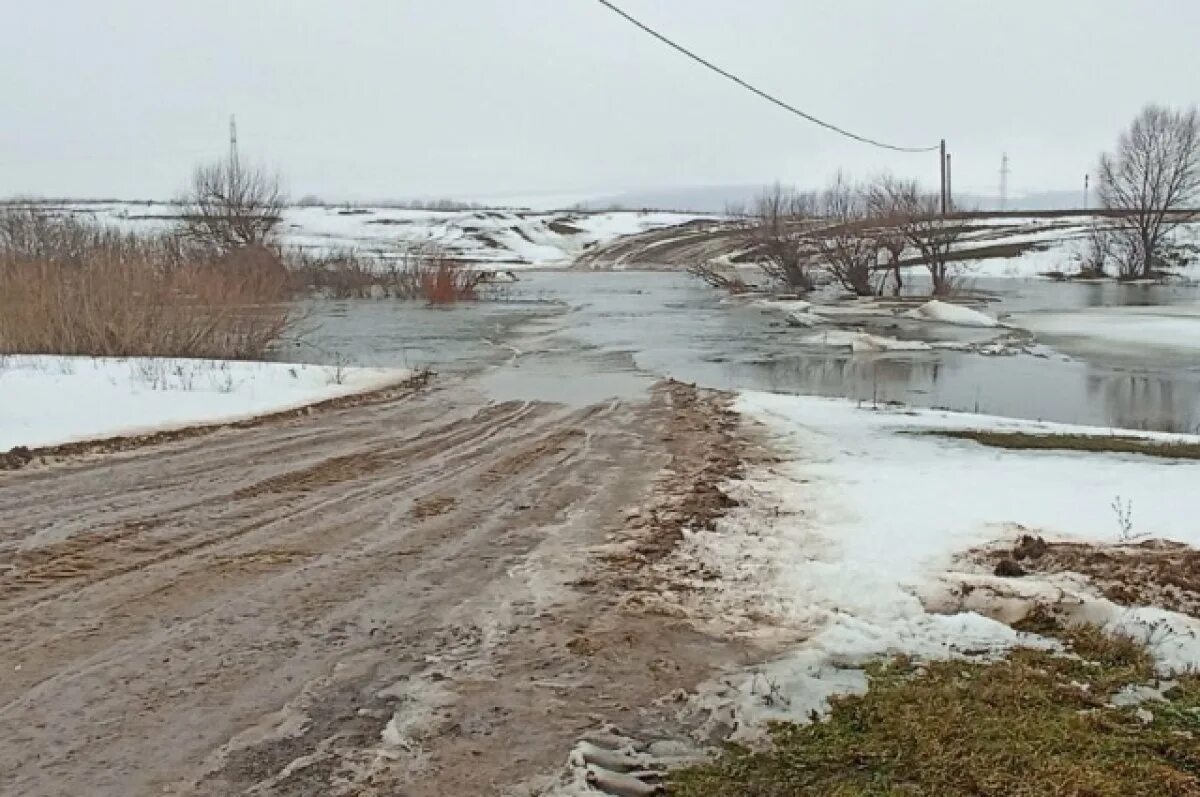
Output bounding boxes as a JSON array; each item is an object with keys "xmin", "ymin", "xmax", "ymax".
[{"xmin": 280, "ymin": 272, "xmax": 1200, "ymax": 432}]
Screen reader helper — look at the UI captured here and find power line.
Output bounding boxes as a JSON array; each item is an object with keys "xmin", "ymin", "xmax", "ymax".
[{"xmin": 593, "ymin": 0, "xmax": 940, "ymax": 154}]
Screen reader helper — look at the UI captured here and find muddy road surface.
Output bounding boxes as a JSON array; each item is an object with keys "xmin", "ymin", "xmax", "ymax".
[
  {"xmin": 0, "ymin": 378, "xmax": 746, "ymax": 796},
  {"xmin": 574, "ymin": 219, "xmax": 743, "ymax": 270}
]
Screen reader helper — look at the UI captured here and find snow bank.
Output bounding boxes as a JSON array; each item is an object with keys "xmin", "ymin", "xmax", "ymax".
[
  {"xmin": 0, "ymin": 355, "xmax": 411, "ymax": 451},
  {"xmin": 669, "ymin": 393, "xmax": 1200, "ymax": 735},
  {"xmin": 903, "ymin": 299, "xmax": 1000, "ymax": 327},
  {"xmin": 741, "ymin": 393, "xmax": 1200, "ymax": 553},
  {"xmin": 947, "ymin": 218, "xmax": 1200, "ymax": 280}
]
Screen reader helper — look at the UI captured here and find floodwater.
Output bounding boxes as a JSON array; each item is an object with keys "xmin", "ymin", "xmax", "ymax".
[{"xmin": 278, "ymin": 272, "xmax": 1200, "ymax": 433}]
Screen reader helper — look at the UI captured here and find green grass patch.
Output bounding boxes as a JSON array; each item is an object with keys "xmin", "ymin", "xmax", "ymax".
[
  {"xmin": 670, "ymin": 629, "xmax": 1200, "ymax": 797},
  {"xmin": 922, "ymin": 430, "xmax": 1200, "ymax": 460}
]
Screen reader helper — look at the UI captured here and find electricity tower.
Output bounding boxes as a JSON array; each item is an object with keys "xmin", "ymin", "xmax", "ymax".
[
  {"xmin": 229, "ymin": 115, "xmax": 240, "ymax": 171},
  {"xmin": 999, "ymin": 153, "xmax": 1010, "ymax": 212}
]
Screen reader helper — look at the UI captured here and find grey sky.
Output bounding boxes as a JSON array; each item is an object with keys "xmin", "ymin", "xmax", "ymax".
[{"xmin": 5, "ymin": 0, "xmax": 1199, "ymax": 202}]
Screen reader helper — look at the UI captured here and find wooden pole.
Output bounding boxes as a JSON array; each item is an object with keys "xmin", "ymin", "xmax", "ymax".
[
  {"xmin": 945, "ymin": 152, "xmax": 953, "ymax": 212},
  {"xmin": 939, "ymin": 139, "xmax": 947, "ymax": 215}
]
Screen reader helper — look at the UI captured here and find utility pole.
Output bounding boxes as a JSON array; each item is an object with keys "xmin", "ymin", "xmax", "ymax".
[
  {"xmin": 939, "ymin": 139, "xmax": 947, "ymax": 216},
  {"xmin": 945, "ymin": 152, "xmax": 953, "ymax": 213},
  {"xmin": 1000, "ymin": 153, "xmax": 1010, "ymax": 212},
  {"xmin": 1083, "ymin": 173, "xmax": 1090, "ymax": 210},
  {"xmin": 229, "ymin": 115, "xmax": 239, "ymax": 172}
]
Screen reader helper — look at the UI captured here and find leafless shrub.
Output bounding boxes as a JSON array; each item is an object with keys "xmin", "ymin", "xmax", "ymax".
[
  {"xmin": 687, "ymin": 261, "xmax": 748, "ymax": 293},
  {"xmin": 179, "ymin": 157, "xmax": 286, "ymax": 253},
  {"xmin": 284, "ymin": 247, "xmax": 486, "ymax": 303},
  {"xmin": 1097, "ymin": 105, "xmax": 1200, "ymax": 279},
  {"xmin": 739, "ymin": 183, "xmax": 819, "ymax": 291},
  {"xmin": 421, "ymin": 259, "xmax": 487, "ymax": 304},
  {"xmin": 1111, "ymin": 495, "xmax": 1145, "ymax": 542},
  {"xmin": 1081, "ymin": 223, "xmax": 1116, "ymax": 277}
]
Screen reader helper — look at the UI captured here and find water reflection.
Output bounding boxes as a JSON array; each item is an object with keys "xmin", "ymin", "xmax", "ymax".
[
  {"xmin": 727, "ymin": 354, "xmax": 945, "ymax": 407},
  {"xmin": 1087, "ymin": 370, "xmax": 1200, "ymax": 433}
]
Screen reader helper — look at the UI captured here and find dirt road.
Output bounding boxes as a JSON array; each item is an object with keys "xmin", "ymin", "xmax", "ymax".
[
  {"xmin": 0, "ymin": 378, "xmax": 744, "ymax": 796},
  {"xmin": 574, "ymin": 220, "xmax": 744, "ymax": 270}
]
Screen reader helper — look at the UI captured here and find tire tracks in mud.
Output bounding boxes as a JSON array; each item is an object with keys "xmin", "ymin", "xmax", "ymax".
[
  {"xmin": 573, "ymin": 220, "xmax": 744, "ymax": 271},
  {"xmin": 0, "ymin": 378, "xmax": 749, "ymax": 797},
  {"xmin": 0, "ymin": 400, "xmax": 535, "ymax": 601}
]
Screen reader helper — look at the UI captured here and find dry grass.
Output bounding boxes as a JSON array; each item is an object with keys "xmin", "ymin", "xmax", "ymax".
[
  {"xmin": 0, "ymin": 209, "xmax": 291, "ymax": 359},
  {"xmin": 421, "ymin": 258, "xmax": 483, "ymax": 304},
  {"xmin": 924, "ymin": 430, "xmax": 1200, "ymax": 460},
  {"xmin": 987, "ymin": 535, "xmax": 1200, "ymax": 618},
  {"xmin": 285, "ymin": 248, "xmax": 486, "ymax": 303},
  {"xmin": 672, "ymin": 627, "xmax": 1200, "ymax": 796},
  {"xmin": 0, "ymin": 209, "xmax": 488, "ymax": 361}
]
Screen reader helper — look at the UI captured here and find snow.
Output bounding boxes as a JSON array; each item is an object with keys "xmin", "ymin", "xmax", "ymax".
[
  {"xmin": 945, "ymin": 217, "xmax": 1200, "ymax": 280},
  {"xmin": 902, "ymin": 299, "xmax": 1000, "ymax": 327},
  {"xmin": 0, "ymin": 355, "xmax": 411, "ymax": 451},
  {"xmin": 1105, "ymin": 608, "xmax": 1200, "ymax": 677},
  {"xmin": 751, "ymin": 297, "xmax": 1010, "ymax": 351},
  {"xmin": 742, "ymin": 393, "xmax": 1200, "ymax": 556},
  {"xmin": 30, "ymin": 201, "xmax": 710, "ymax": 268},
  {"xmin": 964, "ymin": 241, "xmax": 1089, "ymax": 279},
  {"xmin": 668, "ymin": 392, "xmax": 1200, "ymax": 736},
  {"xmin": 800, "ymin": 329, "xmax": 932, "ymax": 352}
]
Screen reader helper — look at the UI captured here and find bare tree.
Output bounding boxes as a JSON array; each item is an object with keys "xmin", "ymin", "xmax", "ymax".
[
  {"xmin": 865, "ymin": 175, "xmax": 912, "ymax": 295},
  {"xmin": 739, "ymin": 182, "xmax": 818, "ymax": 291},
  {"xmin": 1097, "ymin": 104, "xmax": 1200, "ymax": 278},
  {"xmin": 810, "ymin": 173, "xmax": 879, "ymax": 296},
  {"xmin": 180, "ymin": 157, "xmax": 286, "ymax": 253},
  {"xmin": 872, "ymin": 177, "xmax": 967, "ymax": 296}
]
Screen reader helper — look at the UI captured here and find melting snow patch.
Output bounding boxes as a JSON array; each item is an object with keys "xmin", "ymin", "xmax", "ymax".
[
  {"xmin": 801, "ymin": 329, "xmax": 932, "ymax": 351},
  {"xmin": 0, "ymin": 355, "xmax": 412, "ymax": 451},
  {"xmin": 903, "ymin": 299, "xmax": 1000, "ymax": 327},
  {"xmin": 1105, "ymin": 607, "xmax": 1200, "ymax": 676},
  {"xmin": 657, "ymin": 392, "xmax": 1200, "ymax": 741}
]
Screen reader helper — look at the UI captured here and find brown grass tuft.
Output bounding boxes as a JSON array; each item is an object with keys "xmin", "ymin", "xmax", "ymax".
[{"xmin": 924, "ymin": 429, "xmax": 1200, "ymax": 460}]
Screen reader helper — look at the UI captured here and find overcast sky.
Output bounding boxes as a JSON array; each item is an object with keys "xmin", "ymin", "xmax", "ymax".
[{"xmin": 4, "ymin": 0, "xmax": 1199, "ymax": 202}]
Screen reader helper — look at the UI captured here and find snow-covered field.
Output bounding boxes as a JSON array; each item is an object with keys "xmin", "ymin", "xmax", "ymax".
[
  {"xmin": 25, "ymin": 201, "xmax": 710, "ymax": 267},
  {"xmin": 949, "ymin": 215, "xmax": 1200, "ymax": 279},
  {"xmin": 20, "ymin": 202, "xmax": 1200, "ymax": 278},
  {"xmin": 669, "ymin": 392, "xmax": 1200, "ymax": 736},
  {"xmin": 0, "ymin": 355, "xmax": 411, "ymax": 451}
]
